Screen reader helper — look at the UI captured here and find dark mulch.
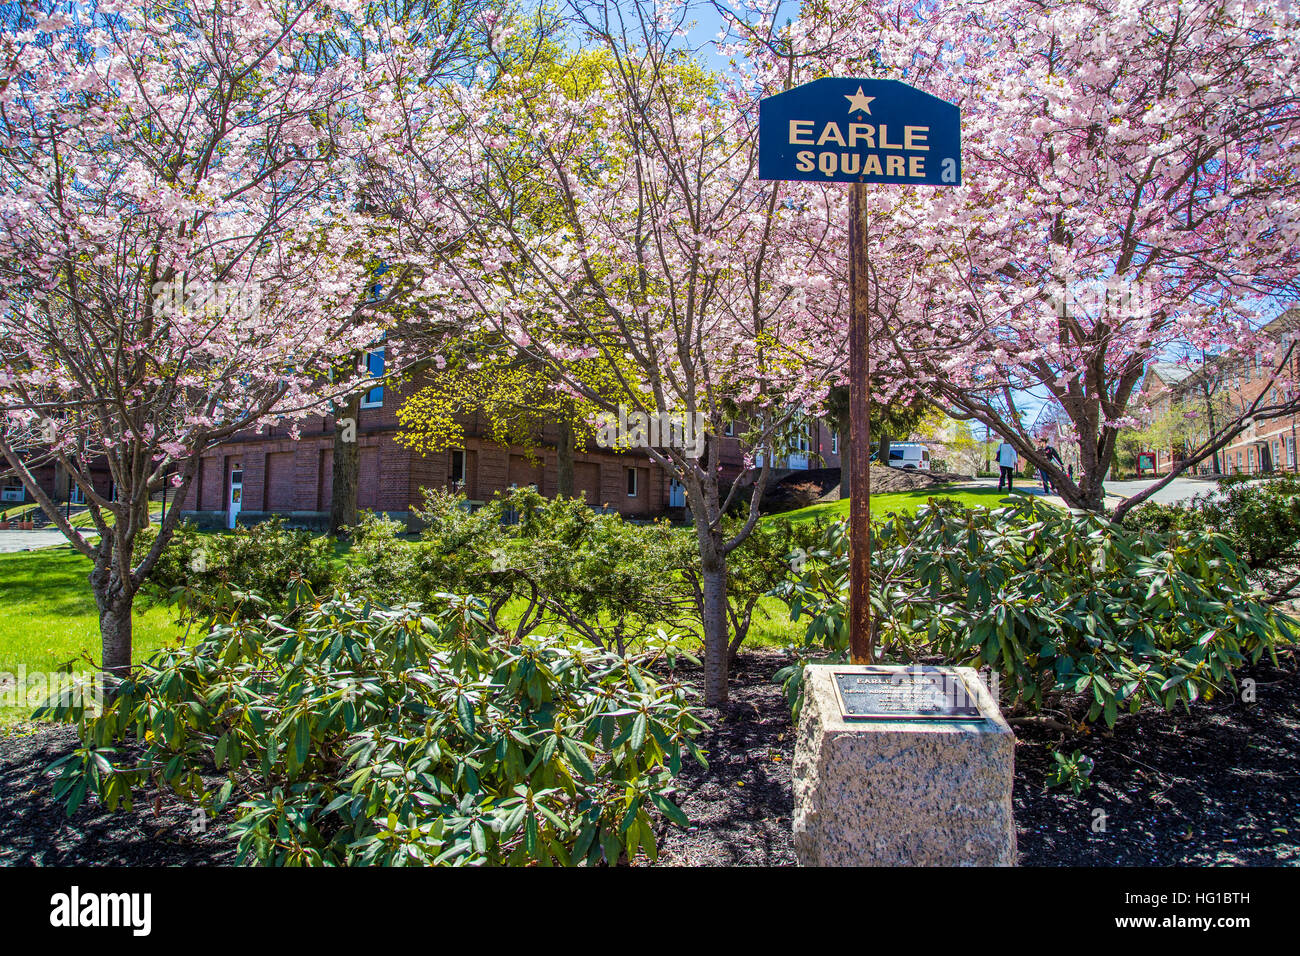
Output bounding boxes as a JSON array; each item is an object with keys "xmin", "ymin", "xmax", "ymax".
[
  {"xmin": 0, "ymin": 724, "xmax": 236, "ymax": 866},
  {"xmin": 1013, "ymin": 656, "xmax": 1300, "ymax": 865},
  {"xmin": 3, "ymin": 653, "xmax": 1297, "ymax": 866},
  {"xmin": 654, "ymin": 654, "xmax": 796, "ymax": 866}
]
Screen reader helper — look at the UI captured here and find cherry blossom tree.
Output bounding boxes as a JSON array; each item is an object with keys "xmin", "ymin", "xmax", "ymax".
[
  {"xmin": 365, "ymin": 2, "xmax": 847, "ymax": 703},
  {"xmin": 735, "ymin": 0, "xmax": 1300, "ymax": 513},
  {"xmin": 0, "ymin": 0, "xmax": 389, "ymax": 686}
]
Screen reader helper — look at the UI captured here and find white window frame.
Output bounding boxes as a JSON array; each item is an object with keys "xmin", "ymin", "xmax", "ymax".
[
  {"xmin": 831, "ymin": 432, "xmax": 839, "ymax": 455},
  {"xmin": 450, "ymin": 448, "xmax": 467, "ymax": 487}
]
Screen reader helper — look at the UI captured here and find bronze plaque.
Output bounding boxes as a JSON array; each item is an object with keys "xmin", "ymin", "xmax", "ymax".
[{"xmin": 832, "ymin": 667, "xmax": 983, "ymax": 721}]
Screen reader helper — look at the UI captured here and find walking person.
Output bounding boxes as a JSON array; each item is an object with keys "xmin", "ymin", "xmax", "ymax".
[
  {"xmin": 1038, "ymin": 438, "xmax": 1063, "ymax": 494},
  {"xmin": 996, "ymin": 437, "xmax": 1018, "ymax": 491}
]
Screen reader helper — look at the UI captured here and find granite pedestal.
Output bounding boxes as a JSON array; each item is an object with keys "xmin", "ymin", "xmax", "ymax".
[{"xmin": 792, "ymin": 664, "xmax": 1016, "ymax": 866}]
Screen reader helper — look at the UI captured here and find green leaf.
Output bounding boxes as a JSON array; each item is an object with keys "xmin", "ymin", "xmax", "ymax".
[
  {"xmin": 560, "ymin": 737, "xmax": 596, "ymax": 782},
  {"xmin": 456, "ymin": 694, "xmax": 476, "ymax": 736},
  {"xmin": 650, "ymin": 792, "xmax": 690, "ymax": 828}
]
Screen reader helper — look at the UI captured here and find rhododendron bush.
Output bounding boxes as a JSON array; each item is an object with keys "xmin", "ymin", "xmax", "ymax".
[{"xmin": 39, "ymin": 594, "xmax": 705, "ymax": 866}]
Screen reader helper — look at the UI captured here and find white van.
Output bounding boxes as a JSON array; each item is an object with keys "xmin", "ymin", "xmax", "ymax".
[{"xmin": 887, "ymin": 442, "xmax": 931, "ymax": 471}]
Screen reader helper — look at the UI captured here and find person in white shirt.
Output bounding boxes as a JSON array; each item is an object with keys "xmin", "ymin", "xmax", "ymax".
[{"xmin": 996, "ymin": 439, "xmax": 1018, "ymax": 491}]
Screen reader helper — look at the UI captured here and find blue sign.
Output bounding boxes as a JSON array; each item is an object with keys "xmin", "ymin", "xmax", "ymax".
[{"xmin": 759, "ymin": 78, "xmax": 961, "ymax": 185}]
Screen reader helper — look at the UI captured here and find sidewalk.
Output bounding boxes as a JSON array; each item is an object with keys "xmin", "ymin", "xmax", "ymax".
[
  {"xmin": 0, "ymin": 529, "xmax": 91, "ymax": 553},
  {"xmin": 962, "ymin": 476, "xmax": 1125, "ymax": 511}
]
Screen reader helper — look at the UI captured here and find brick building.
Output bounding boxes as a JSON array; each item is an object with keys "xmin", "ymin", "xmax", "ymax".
[
  {"xmin": 1138, "ymin": 361, "xmax": 1198, "ymax": 475},
  {"xmin": 1, "ymin": 455, "xmax": 114, "ymax": 512},
  {"xmin": 1137, "ymin": 308, "xmax": 1300, "ymax": 476},
  {"xmin": 1217, "ymin": 310, "xmax": 1300, "ymax": 475},
  {"xmin": 180, "ymin": 358, "xmax": 840, "ymax": 529}
]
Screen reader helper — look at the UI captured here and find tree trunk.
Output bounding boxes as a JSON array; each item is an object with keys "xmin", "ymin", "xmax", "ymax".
[
  {"xmin": 877, "ymin": 429, "xmax": 892, "ymax": 468},
  {"xmin": 556, "ymin": 417, "xmax": 575, "ymax": 498},
  {"xmin": 90, "ymin": 561, "xmax": 134, "ymax": 697},
  {"xmin": 98, "ymin": 598, "xmax": 132, "ymax": 683},
  {"xmin": 1076, "ymin": 470, "xmax": 1107, "ymax": 512},
  {"xmin": 699, "ymin": 554, "xmax": 729, "ymax": 707},
  {"xmin": 688, "ymin": 447, "xmax": 730, "ymax": 707},
  {"xmin": 1204, "ymin": 385, "xmax": 1221, "ymax": 475},
  {"xmin": 330, "ymin": 390, "xmax": 361, "ymax": 534}
]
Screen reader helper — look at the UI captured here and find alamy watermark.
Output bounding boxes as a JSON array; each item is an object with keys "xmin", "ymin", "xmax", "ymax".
[
  {"xmin": 1045, "ymin": 273, "xmax": 1152, "ymax": 323},
  {"xmin": 151, "ymin": 275, "xmax": 262, "ymax": 320},
  {"xmin": 0, "ymin": 666, "xmax": 105, "ymax": 711},
  {"xmin": 50, "ymin": 886, "xmax": 151, "ymax": 936},
  {"xmin": 595, "ymin": 404, "xmax": 707, "ymax": 458}
]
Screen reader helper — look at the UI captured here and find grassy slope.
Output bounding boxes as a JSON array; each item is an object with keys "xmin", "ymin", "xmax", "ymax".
[{"xmin": 775, "ymin": 485, "xmax": 1033, "ymax": 525}]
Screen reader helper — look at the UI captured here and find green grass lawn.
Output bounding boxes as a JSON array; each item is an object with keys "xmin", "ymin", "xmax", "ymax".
[
  {"xmin": 0, "ymin": 545, "xmax": 187, "ymax": 729},
  {"xmin": 774, "ymin": 485, "xmax": 1038, "ymax": 525}
]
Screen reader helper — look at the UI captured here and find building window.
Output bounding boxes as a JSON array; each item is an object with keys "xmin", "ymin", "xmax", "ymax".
[
  {"xmin": 450, "ymin": 449, "xmax": 466, "ymax": 487},
  {"xmin": 361, "ymin": 348, "xmax": 385, "ymax": 408},
  {"xmin": 1, "ymin": 481, "xmax": 25, "ymax": 503},
  {"xmin": 1248, "ymin": 447, "xmax": 1255, "ymax": 469},
  {"xmin": 831, "ymin": 432, "xmax": 839, "ymax": 455},
  {"xmin": 626, "ymin": 467, "xmax": 638, "ymax": 497},
  {"xmin": 724, "ymin": 422, "xmax": 734, "ymax": 437}
]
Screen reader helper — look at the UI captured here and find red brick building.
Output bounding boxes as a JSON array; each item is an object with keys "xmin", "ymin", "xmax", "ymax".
[
  {"xmin": 1138, "ymin": 308, "xmax": 1300, "ymax": 476},
  {"xmin": 180, "ymin": 362, "xmax": 841, "ymax": 529},
  {"xmin": 1, "ymin": 456, "xmax": 114, "ymax": 512},
  {"xmin": 1218, "ymin": 310, "xmax": 1300, "ymax": 475}
]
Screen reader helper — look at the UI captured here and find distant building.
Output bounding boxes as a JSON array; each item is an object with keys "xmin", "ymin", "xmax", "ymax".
[
  {"xmin": 179, "ymin": 362, "xmax": 840, "ymax": 529},
  {"xmin": 1138, "ymin": 360, "xmax": 1199, "ymax": 474},
  {"xmin": 1136, "ymin": 308, "xmax": 1300, "ymax": 476},
  {"xmin": 1, "ymin": 455, "xmax": 114, "ymax": 511}
]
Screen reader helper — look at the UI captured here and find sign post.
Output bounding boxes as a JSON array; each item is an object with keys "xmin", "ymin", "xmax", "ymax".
[
  {"xmin": 763, "ymin": 80, "xmax": 1015, "ymax": 867},
  {"xmin": 759, "ymin": 78, "xmax": 962, "ymax": 664},
  {"xmin": 847, "ymin": 183, "xmax": 871, "ymax": 663}
]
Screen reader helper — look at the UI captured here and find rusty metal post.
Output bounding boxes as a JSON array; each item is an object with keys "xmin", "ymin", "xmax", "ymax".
[{"xmin": 848, "ymin": 182, "xmax": 872, "ymax": 664}]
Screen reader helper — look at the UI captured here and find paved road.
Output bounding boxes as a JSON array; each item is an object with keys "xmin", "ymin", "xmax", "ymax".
[
  {"xmin": 964, "ymin": 474, "xmax": 1214, "ymax": 507},
  {"xmin": 0, "ymin": 529, "xmax": 87, "ymax": 553},
  {"xmin": 1100, "ymin": 477, "xmax": 1217, "ymax": 506}
]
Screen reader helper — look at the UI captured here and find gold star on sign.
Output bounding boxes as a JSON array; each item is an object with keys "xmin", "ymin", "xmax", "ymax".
[{"xmin": 844, "ymin": 86, "xmax": 875, "ymax": 115}]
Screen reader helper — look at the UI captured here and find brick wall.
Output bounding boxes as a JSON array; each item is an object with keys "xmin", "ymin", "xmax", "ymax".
[{"xmin": 179, "ymin": 372, "xmax": 843, "ymax": 525}]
